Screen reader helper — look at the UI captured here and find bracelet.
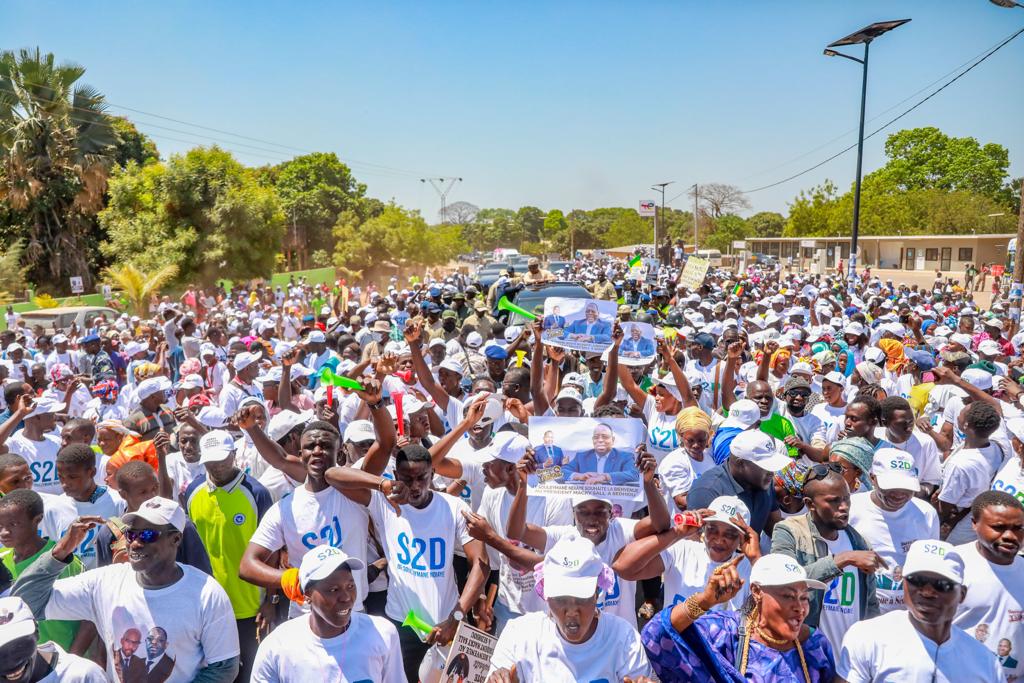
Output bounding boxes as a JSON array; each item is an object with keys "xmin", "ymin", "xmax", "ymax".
[
  {"xmin": 684, "ymin": 595, "xmax": 707, "ymax": 620},
  {"xmin": 368, "ymin": 399, "xmax": 385, "ymax": 411},
  {"xmin": 378, "ymin": 479, "xmax": 388, "ymax": 494}
]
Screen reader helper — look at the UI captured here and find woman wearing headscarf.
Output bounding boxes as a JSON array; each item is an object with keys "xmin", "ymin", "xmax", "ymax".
[
  {"xmin": 657, "ymin": 407, "xmax": 717, "ymax": 512},
  {"xmin": 827, "ymin": 436, "xmax": 875, "ymax": 493},
  {"xmin": 642, "ymin": 553, "xmax": 836, "ymax": 682},
  {"xmin": 829, "ymin": 340, "xmax": 855, "ymax": 378}
]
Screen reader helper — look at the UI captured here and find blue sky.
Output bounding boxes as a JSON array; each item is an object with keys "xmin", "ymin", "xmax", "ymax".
[{"xmin": 4, "ymin": 1, "xmax": 1022, "ymax": 221}]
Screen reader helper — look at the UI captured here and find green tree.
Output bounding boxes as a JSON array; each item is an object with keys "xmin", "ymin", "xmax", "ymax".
[
  {"xmin": 463, "ymin": 208, "xmax": 522, "ymax": 251},
  {"xmin": 542, "ymin": 209, "xmax": 568, "ymax": 243},
  {"xmin": 108, "ymin": 117, "xmax": 158, "ymax": 168},
  {"xmin": 517, "ymin": 206, "xmax": 545, "ymax": 242},
  {"xmin": 274, "ymin": 152, "xmax": 366, "ymax": 257},
  {"xmin": 746, "ymin": 211, "xmax": 785, "ymax": 238},
  {"xmin": 868, "ymin": 127, "xmax": 1010, "ymax": 201},
  {"xmin": 0, "ymin": 48, "xmax": 117, "ymax": 291},
  {"xmin": 0, "ymin": 240, "xmax": 28, "ymax": 298},
  {"xmin": 100, "ymin": 146, "xmax": 285, "ymax": 284},
  {"xmin": 704, "ymin": 214, "xmax": 748, "ymax": 252},
  {"xmin": 333, "ymin": 203, "xmax": 462, "ymax": 273}
]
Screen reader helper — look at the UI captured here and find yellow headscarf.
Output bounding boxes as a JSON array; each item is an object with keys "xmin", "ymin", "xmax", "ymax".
[
  {"xmin": 675, "ymin": 406, "xmax": 713, "ymax": 436},
  {"xmin": 878, "ymin": 338, "xmax": 908, "ymax": 373}
]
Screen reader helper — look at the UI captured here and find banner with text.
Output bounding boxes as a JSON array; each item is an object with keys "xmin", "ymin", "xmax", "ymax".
[
  {"xmin": 442, "ymin": 622, "xmax": 497, "ymax": 683},
  {"xmin": 528, "ymin": 416, "xmax": 646, "ymax": 503},
  {"xmin": 677, "ymin": 256, "xmax": 710, "ymax": 290}
]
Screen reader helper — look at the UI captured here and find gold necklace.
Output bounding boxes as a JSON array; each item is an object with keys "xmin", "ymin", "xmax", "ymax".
[{"xmin": 755, "ymin": 623, "xmax": 791, "ymax": 648}]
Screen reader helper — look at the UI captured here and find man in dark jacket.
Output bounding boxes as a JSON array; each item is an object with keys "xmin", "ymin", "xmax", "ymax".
[{"xmin": 771, "ymin": 463, "xmax": 885, "ymax": 646}]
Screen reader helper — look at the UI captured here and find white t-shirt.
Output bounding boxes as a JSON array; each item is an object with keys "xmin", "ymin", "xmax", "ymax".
[
  {"xmin": 432, "ymin": 438, "xmax": 488, "ymax": 512},
  {"xmin": 660, "ymin": 539, "xmax": 750, "ymax": 611},
  {"xmin": 689, "ymin": 358, "xmax": 721, "ymax": 414},
  {"xmin": 838, "ymin": 609, "xmax": 1007, "ymax": 682},
  {"xmin": 657, "ymin": 447, "xmax": 716, "ymax": 512},
  {"xmin": 820, "ymin": 532, "xmax": 861, "ymax": 650},
  {"xmin": 953, "ymin": 541, "xmax": 1024, "ymax": 682},
  {"xmin": 489, "ymin": 611, "xmax": 652, "ymax": 682},
  {"xmin": 45, "ymin": 562, "xmax": 239, "ymax": 683},
  {"xmin": 62, "ymin": 487, "xmax": 126, "ymax": 570},
  {"xmin": 249, "ymin": 484, "xmax": 369, "ymax": 615},
  {"xmin": 778, "ymin": 402, "xmax": 824, "ymax": 444},
  {"xmin": 478, "ymin": 485, "xmax": 572, "ymax": 615},
  {"xmin": 811, "ymin": 402, "xmax": 846, "ymax": 444},
  {"xmin": 165, "ymin": 452, "xmax": 204, "ymax": 502},
  {"xmin": 251, "ymin": 612, "xmax": 403, "ymax": 683},
  {"xmin": 990, "ymin": 457, "xmax": 1024, "ymax": 506},
  {"xmin": 35, "ymin": 641, "xmax": 106, "ymax": 682},
  {"xmin": 39, "ymin": 492, "xmax": 77, "ymax": 543},
  {"xmin": 367, "ymin": 490, "xmax": 472, "ymax": 625},
  {"xmin": 878, "ymin": 428, "xmax": 942, "ymax": 487},
  {"xmin": 848, "ymin": 491, "xmax": 940, "ymax": 613},
  {"xmin": 544, "ymin": 518, "xmax": 638, "ymax": 628},
  {"xmin": 643, "ymin": 396, "xmax": 680, "ymax": 463},
  {"xmin": 7, "ymin": 431, "xmax": 63, "ymax": 495},
  {"xmin": 939, "ymin": 445, "xmax": 999, "ymax": 545}
]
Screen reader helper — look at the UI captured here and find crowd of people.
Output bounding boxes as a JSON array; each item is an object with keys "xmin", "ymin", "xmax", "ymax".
[{"xmin": 0, "ymin": 251, "xmax": 1019, "ymax": 682}]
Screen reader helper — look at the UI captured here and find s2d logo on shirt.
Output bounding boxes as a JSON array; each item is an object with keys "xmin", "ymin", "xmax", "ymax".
[
  {"xmin": 824, "ymin": 574, "xmax": 855, "ymax": 608},
  {"xmin": 232, "ymin": 513, "xmax": 246, "ymax": 526},
  {"xmin": 649, "ymin": 427, "xmax": 678, "ymax": 451},
  {"xmin": 458, "ymin": 485, "xmax": 472, "ymax": 502},
  {"xmin": 992, "ymin": 479, "xmax": 1024, "ymax": 505},
  {"xmin": 396, "ymin": 533, "xmax": 446, "ymax": 571},
  {"xmin": 29, "ymin": 461, "xmax": 57, "ymax": 486},
  {"xmin": 301, "ymin": 516, "xmax": 343, "ymax": 550}
]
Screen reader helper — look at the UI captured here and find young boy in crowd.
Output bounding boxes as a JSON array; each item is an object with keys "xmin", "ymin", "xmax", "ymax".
[{"xmin": 55, "ymin": 444, "xmax": 126, "ymax": 569}]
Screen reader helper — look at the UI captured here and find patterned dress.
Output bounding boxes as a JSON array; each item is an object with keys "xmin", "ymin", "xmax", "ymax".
[{"xmin": 642, "ymin": 607, "xmax": 836, "ymax": 682}]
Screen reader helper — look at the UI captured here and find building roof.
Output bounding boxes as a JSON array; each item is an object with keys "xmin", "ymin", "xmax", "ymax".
[{"xmin": 744, "ymin": 233, "xmax": 1013, "ymax": 243}]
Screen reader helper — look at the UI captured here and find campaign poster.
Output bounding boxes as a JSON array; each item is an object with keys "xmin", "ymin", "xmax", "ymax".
[
  {"xmin": 528, "ymin": 416, "xmax": 646, "ymax": 502},
  {"xmin": 441, "ymin": 622, "xmax": 497, "ymax": 683},
  {"xmin": 677, "ymin": 256, "xmax": 710, "ymax": 291},
  {"xmin": 616, "ymin": 321, "xmax": 657, "ymax": 367},
  {"xmin": 540, "ymin": 297, "xmax": 617, "ymax": 353}
]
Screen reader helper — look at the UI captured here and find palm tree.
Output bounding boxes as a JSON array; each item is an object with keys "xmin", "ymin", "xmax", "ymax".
[
  {"xmin": 0, "ymin": 48, "xmax": 116, "ymax": 291},
  {"xmin": 104, "ymin": 263, "xmax": 178, "ymax": 317}
]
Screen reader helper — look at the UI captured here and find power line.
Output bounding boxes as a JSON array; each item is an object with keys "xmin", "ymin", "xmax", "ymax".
[
  {"xmin": 735, "ymin": 31, "xmax": 1021, "ymax": 183},
  {"xmin": 12, "ymin": 77, "xmax": 438, "ymax": 178},
  {"xmin": 739, "ymin": 25, "xmax": 1024, "ymax": 195}
]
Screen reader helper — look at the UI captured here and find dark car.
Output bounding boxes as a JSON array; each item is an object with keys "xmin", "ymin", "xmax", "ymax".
[
  {"xmin": 502, "ymin": 281, "xmax": 592, "ymax": 325},
  {"xmin": 475, "ymin": 263, "xmax": 508, "ymax": 291}
]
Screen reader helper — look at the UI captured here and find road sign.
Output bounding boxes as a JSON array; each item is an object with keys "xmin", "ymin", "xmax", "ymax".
[
  {"xmin": 732, "ymin": 240, "xmax": 746, "ymax": 249},
  {"xmin": 639, "ymin": 200, "xmax": 656, "ymax": 217},
  {"xmin": 69, "ymin": 277, "xmax": 84, "ymax": 294},
  {"xmin": 102, "ymin": 284, "xmax": 112, "ymax": 300}
]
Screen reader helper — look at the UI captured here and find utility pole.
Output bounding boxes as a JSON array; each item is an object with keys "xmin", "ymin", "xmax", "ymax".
[
  {"xmin": 1010, "ymin": 178, "xmax": 1024, "ymax": 332},
  {"xmin": 420, "ymin": 177, "xmax": 463, "ymax": 223},
  {"xmin": 651, "ymin": 182, "xmax": 673, "ymax": 259},
  {"xmin": 692, "ymin": 183, "xmax": 699, "ymax": 254}
]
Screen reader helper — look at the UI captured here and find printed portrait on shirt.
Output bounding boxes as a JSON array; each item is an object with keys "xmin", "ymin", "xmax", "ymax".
[{"xmin": 113, "ymin": 624, "xmax": 176, "ymax": 683}]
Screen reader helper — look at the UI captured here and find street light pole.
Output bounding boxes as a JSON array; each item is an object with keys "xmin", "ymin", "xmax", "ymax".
[
  {"xmin": 824, "ymin": 19, "xmax": 910, "ymax": 293},
  {"xmin": 692, "ymin": 183, "xmax": 699, "ymax": 254},
  {"xmin": 651, "ymin": 182, "xmax": 673, "ymax": 259}
]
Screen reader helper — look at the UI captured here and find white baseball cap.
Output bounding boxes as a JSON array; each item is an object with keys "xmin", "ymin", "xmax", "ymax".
[
  {"xmin": 822, "ymin": 370, "xmax": 846, "ymax": 386},
  {"xmin": 462, "ymin": 394, "xmax": 503, "ymax": 425},
  {"xmin": 844, "ymin": 322, "xmax": 865, "ymax": 337},
  {"xmin": 864, "ymin": 347, "xmax": 886, "ymax": 364},
  {"xmin": 343, "ymin": 419, "xmax": 376, "ymax": 443},
  {"xmin": 466, "ymin": 332, "xmax": 483, "ymax": 349},
  {"xmin": 438, "ymin": 358, "xmax": 464, "ymax": 376},
  {"xmin": 730, "ymin": 430, "xmax": 792, "ymax": 473},
  {"xmin": 555, "ymin": 387, "xmax": 584, "ymax": 406},
  {"xmin": 977, "ymin": 339, "xmax": 1002, "ymax": 356},
  {"xmin": 306, "ymin": 330, "xmax": 327, "ymax": 343},
  {"xmin": 720, "ymin": 399, "xmax": 761, "ymax": 430},
  {"xmin": 650, "ymin": 373, "xmax": 682, "ymax": 401},
  {"xmin": 51, "ymin": 334, "xmax": 68, "ymax": 344},
  {"xmin": 25, "ymin": 397, "xmax": 63, "ymax": 420},
  {"xmin": 871, "ymin": 448, "xmax": 920, "ymax": 491},
  {"xmin": 198, "ymin": 429, "xmax": 236, "ymax": 464},
  {"xmin": 481, "ymin": 431, "xmax": 529, "ymax": 464},
  {"xmin": 961, "ymin": 368, "xmax": 994, "ymax": 391},
  {"xmin": 540, "ymin": 534, "xmax": 607, "ymax": 600},
  {"xmin": 267, "ymin": 410, "xmax": 312, "ymax": 442},
  {"xmin": 197, "ymin": 406, "xmax": 228, "ymax": 429},
  {"xmin": 233, "ymin": 351, "xmax": 261, "ymax": 372},
  {"xmin": 0, "ymin": 597, "xmax": 37, "ymax": 648},
  {"xmin": 298, "ymin": 545, "xmax": 366, "ymax": 592},
  {"xmin": 136, "ymin": 376, "xmax": 172, "ymax": 401},
  {"xmin": 200, "ymin": 343, "xmax": 217, "ymax": 358},
  {"xmin": 902, "ymin": 539, "xmax": 964, "ymax": 584},
  {"xmin": 750, "ymin": 553, "xmax": 828, "ymax": 590},
  {"xmin": 570, "ymin": 493, "xmax": 614, "ymax": 509},
  {"xmin": 174, "ymin": 374, "xmax": 204, "ymax": 391},
  {"xmin": 123, "ymin": 497, "xmax": 187, "ymax": 532},
  {"xmin": 704, "ymin": 495, "xmax": 751, "ymax": 534}
]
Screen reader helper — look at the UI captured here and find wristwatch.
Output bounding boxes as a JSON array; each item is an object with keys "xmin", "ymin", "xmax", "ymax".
[{"xmin": 452, "ymin": 609, "xmax": 465, "ymax": 623}]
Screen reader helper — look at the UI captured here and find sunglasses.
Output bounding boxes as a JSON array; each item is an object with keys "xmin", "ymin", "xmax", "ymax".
[
  {"xmin": 904, "ymin": 574, "xmax": 958, "ymax": 593},
  {"xmin": 125, "ymin": 529, "xmax": 172, "ymax": 544},
  {"xmin": 804, "ymin": 462, "xmax": 843, "ymax": 485}
]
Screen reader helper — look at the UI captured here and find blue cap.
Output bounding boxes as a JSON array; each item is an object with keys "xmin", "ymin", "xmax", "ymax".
[
  {"xmin": 428, "ymin": 287, "xmax": 441, "ymax": 297},
  {"xmin": 422, "ymin": 302, "xmax": 439, "ymax": 313},
  {"xmin": 485, "ymin": 345, "xmax": 509, "ymax": 360},
  {"xmin": 693, "ymin": 333, "xmax": 715, "ymax": 349},
  {"xmin": 907, "ymin": 349, "xmax": 935, "ymax": 372},
  {"xmin": 80, "ymin": 334, "xmax": 101, "ymax": 344}
]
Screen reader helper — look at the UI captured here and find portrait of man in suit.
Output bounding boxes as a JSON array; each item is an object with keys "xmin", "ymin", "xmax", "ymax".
[
  {"xmin": 144, "ymin": 626, "xmax": 175, "ymax": 683},
  {"xmin": 535, "ymin": 430, "xmax": 566, "ymax": 467},
  {"xmin": 998, "ymin": 638, "xmax": 1019, "ymax": 669},
  {"xmin": 560, "ymin": 423, "xmax": 639, "ymax": 485},
  {"xmin": 114, "ymin": 628, "xmax": 147, "ymax": 683},
  {"xmin": 620, "ymin": 323, "xmax": 655, "ymax": 358},
  {"xmin": 543, "ymin": 305, "xmax": 566, "ymax": 330},
  {"xmin": 562, "ymin": 302, "xmax": 611, "ymax": 343}
]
